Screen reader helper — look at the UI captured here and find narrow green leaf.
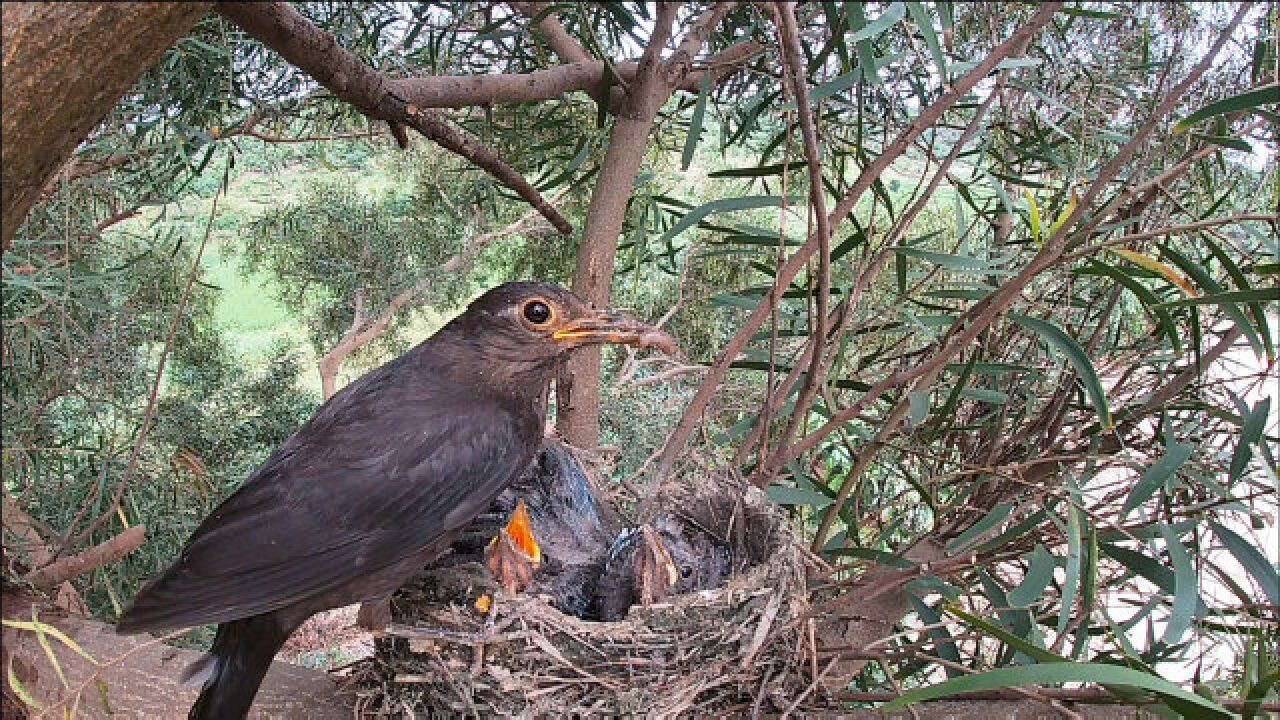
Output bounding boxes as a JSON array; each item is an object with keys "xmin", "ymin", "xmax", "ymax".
[
  {"xmin": 880, "ymin": 662, "xmax": 1231, "ymax": 718},
  {"xmin": 1080, "ymin": 259, "xmax": 1181, "ymax": 356},
  {"xmin": 1243, "ymin": 667, "xmax": 1280, "ymax": 720},
  {"xmin": 1058, "ymin": 490, "xmax": 1083, "ymax": 634},
  {"xmin": 948, "ymin": 606, "xmax": 1062, "ymax": 663},
  {"xmin": 1230, "ymin": 397, "xmax": 1271, "ymax": 482},
  {"xmin": 708, "ymin": 161, "xmax": 807, "ymax": 178},
  {"xmin": 1189, "ymin": 132, "xmax": 1254, "ymax": 152},
  {"xmin": 6, "ymin": 658, "xmax": 42, "ymax": 710},
  {"xmin": 1101, "ymin": 543, "xmax": 1177, "ymax": 594},
  {"xmin": 905, "ymin": 2, "xmax": 947, "ymax": 79},
  {"xmin": 680, "ymin": 73, "xmax": 711, "ymax": 171},
  {"xmin": 1061, "ymin": 6, "xmax": 1124, "ymax": 18},
  {"xmin": 1008, "ymin": 544, "xmax": 1056, "ymax": 607},
  {"xmin": 960, "ymin": 388, "xmax": 1009, "ymax": 404},
  {"xmin": 1024, "ymin": 189, "xmax": 1042, "ymax": 244},
  {"xmin": 1122, "ymin": 442, "xmax": 1194, "ymax": 518},
  {"xmin": 847, "ymin": 2, "xmax": 906, "ymax": 42},
  {"xmin": 847, "ymin": 2, "xmax": 884, "ymax": 84},
  {"xmin": 1160, "ymin": 244, "xmax": 1266, "ymax": 359},
  {"xmin": 1172, "ymin": 83, "xmax": 1280, "ymax": 133},
  {"xmin": 907, "ymin": 390, "xmax": 931, "ymax": 425},
  {"xmin": 1202, "ymin": 234, "xmax": 1275, "ymax": 362},
  {"xmin": 1158, "ymin": 524, "xmax": 1197, "ymax": 645},
  {"xmin": 766, "ymin": 485, "xmax": 834, "ymax": 509},
  {"xmin": 935, "ymin": 353, "xmax": 976, "ymax": 425},
  {"xmin": 948, "ymin": 502, "xmax": 1014, "ymax": 553},
  {"xmin": 1210, "ymin": 521, "xmax": 1280, "ymax": 607},
  {"xmin": 796, "ymin": 70, "xmax": 860, "ymax": 107},
  {"xmin": 909, "ymin": 595, "xmax": 963, "ymax": 677},
  {"xmin": 895, "ymin": 246, "xmax": 1011, "ymax": 274},
  {"xmin": 1154, "ymin": 287, "xmax": 1280, "ymax": 309},
  {"xmin": 1073, "ymin": 525, "xmax": 1098, "ymax": 658},
  {"xmin": 1010, "ymin": 314, "xmax": 1113, "ymax": 429},
  {"xmin": 659, "ymin": 195, "xmax": 802, "ymax": 245},
  {"xmin": 972, "ymin": 509, "xmax": 1048, "ymax": 554}
]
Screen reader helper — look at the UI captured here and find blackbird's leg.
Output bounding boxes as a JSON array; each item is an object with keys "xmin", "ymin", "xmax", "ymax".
[
  {"xmin": 357, "ymin": 596, "xmax": 392, "ymax": 632},
  {"xmin": 634, "ymin": 525, "xmax": 679, "ymax": 606},
  {"xmin": 484, "ymin": 499, "xmax": 542, "ymax": 594}
]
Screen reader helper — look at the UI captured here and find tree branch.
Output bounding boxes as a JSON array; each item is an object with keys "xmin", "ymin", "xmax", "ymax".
[
  {"xmin": 556, "ymin": 0, "xmax": 733, "ymax": 448},
  {"xmin": 390, "ymin": 40, "xmax": 765, "ymax": 110},
  {"xmin": 23, "ymin": 525, "xmax": 145, "ymax": 590},
  {"xmin": 2, "ymin": 2, "xmax": 211, "ymax": 252},
  {"xmin": 216, "ymin": 1, "xmax": 572, "ymax": 234},
  {"xmin": 769, "ymin": 2, "xmax": 833, "ymax": 470},
  {"xmin": 655, "ymin": 3, "xmax": 1064, "ymax": 478},
  {"xmin": 773, "ymin": 3, "xmax": 1249, "ymax": 469}
]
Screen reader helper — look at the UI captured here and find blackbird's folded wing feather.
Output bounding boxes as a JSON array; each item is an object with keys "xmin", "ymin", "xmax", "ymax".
[{"xmin": 118, "ymin": 361, "xmax": 538, "ymax": 632}]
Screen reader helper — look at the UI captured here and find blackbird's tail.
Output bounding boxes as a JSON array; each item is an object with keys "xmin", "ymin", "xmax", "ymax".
[{"xmin": 185, "ymin": 614, "xmax": 296, "ymax": 720}]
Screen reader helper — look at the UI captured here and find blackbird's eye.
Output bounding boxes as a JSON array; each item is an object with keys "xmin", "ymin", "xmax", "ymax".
[
  {"xmin": 522, "ymin": 299, "xmax": 552, "ymax": 326},
  {"xmin": 679, "ymin": 565, "xmax": 693, "ymax": 580}
]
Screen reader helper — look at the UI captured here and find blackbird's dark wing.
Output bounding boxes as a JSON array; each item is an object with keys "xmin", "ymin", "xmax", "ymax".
[{"xmin": 118, "ymin": 363, "xmax": 539, "ymax": 632}]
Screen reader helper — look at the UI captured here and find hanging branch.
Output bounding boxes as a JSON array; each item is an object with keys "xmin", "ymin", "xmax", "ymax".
[
  {"xmin": 216, "ymin": 1, "xmax": 573, "ymax": 234},
  {"xmin": 555, "ymin": 2, "xmax": 737, "ymax": 448},
  {"xmin": 767, "ymin": 2, "xmax": 833, "ymax": 470}
]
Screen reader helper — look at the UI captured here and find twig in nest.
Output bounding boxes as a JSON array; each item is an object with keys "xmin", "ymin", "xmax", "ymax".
[{"xmin": 740, "ymin": 589, "xmax": 783, "ymax": 670}]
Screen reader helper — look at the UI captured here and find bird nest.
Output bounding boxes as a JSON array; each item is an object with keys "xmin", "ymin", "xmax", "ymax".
[{"xmin": 348, "ymin": 470, "xmax": 824, "ymax": 717}]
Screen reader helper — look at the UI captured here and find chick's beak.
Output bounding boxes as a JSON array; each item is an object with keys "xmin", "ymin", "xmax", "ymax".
[
  {"xmin": 484, "ymin": 499, "xmax": 541, "ymax": 595},
  {"xmin": 552, "ymin": 311, "xmax": 678, "ymax": 355},
  {"xmin": 635, "ymin": 525, "xmax": 679, "ymax": 605},
  {"xmin": 501, "ymin": 499, "xmax": 541, "ymax": 565}
]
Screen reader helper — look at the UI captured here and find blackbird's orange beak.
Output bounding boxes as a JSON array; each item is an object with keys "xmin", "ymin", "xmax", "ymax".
[{"xmin": 552, "ymin": 311, "xmax": 678, "ymax": 355}]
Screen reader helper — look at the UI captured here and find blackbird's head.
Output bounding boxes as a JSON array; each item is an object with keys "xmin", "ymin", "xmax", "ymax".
[{"xmin": 442, "ymin": 282, "xmax": 676, "ymax": 381}]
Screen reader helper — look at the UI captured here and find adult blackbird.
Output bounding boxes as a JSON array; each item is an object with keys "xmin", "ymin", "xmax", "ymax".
[
  {"xmin": 594, "ymin": 513, "xmax": 732, "ymax": 621},
  {"xmin": 115, "ymin": 282, "xmax": 675, "ymax": 720}
]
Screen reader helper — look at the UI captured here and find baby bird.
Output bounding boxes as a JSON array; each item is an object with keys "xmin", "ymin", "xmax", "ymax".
[
  {"xmin": 594, "ymin": 512, "xmax": 732, "ymax": 621},
  {"xmin": 479, "ymin": 440, "xmax": 612, "ymax": 618}
]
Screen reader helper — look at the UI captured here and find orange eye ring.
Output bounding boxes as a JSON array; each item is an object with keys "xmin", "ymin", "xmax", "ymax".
[{"xmin": 521, "ymin": 298, "xmax": 554, "ymax": 327}]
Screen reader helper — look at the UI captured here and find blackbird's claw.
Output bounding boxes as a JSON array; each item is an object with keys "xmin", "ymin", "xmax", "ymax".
[{"xmin": 484, "ymin": 499, "xmax": 542, "ymax": 594}]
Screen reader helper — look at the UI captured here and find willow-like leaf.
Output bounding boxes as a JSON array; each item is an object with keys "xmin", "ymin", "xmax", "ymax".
[{"xmin": 1010, "ymin": 314, "xmax": 1113, "ymax": 429}]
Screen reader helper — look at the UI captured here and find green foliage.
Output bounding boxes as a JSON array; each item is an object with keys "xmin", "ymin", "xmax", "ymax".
[{"xmin": 3, "ymin": 1, "xmax": 1275, "ymax": 708}]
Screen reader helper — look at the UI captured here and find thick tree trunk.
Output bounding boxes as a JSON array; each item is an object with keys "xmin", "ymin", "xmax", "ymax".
[
  {"xmin": 1, "ymin": 2, "xmax": 211, "ymax": 252},
  {"xmin": 555, "ymin": 3, "xmax": 731, "ymax": 448},
  {"xmin": 557, "ymin": 108, "xmax": 664, "ymax": 447}
]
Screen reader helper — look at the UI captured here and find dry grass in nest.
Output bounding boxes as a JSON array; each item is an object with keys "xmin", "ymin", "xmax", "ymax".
[{"xmin": 347, "ymin": 474, "xmax": 830, "ymax": 717}]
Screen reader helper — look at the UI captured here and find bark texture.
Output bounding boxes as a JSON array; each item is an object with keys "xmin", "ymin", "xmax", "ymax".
[
  {"xmin": 556, "ymin": 3, "xmax": 736, "ymax": 448},
  {"xmin": 2, "ymin": 590, "xmax": 351, "ymax": 719},
  {"xmin": 1, "ymin": 2, "xmax": 211, "ymax": 251}
]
